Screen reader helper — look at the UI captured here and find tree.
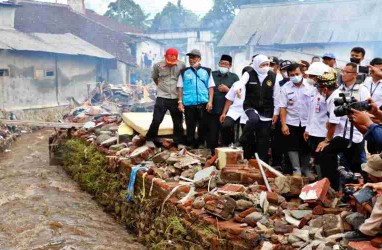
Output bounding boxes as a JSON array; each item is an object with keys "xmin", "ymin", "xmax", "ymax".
[
  {"xmin": 149, "ymin": 2, "xmax": 200, "ymax": 32},
  {"xmin": 105, "ymin": 0, "xmax": 149, "ymax": 31}
]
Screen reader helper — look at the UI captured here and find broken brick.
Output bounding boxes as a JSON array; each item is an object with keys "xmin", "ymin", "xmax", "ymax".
[
  {"xmin": 299, "ymin": 178, "xmax": 330, "ymax": 204},
  {"xmin": 274, "ymin": 221, "xmax": 293, "ymax": 234},
  {"xmin": 205, "ymin": 195, "xmax": 236, "ymax": 221},
  {"xmin": 218, "ymin": 183, "xmax": 246, "ymax": 194},
  {"xmin": 371, "ymin": 237, "xmax": 382, "ymax": 248},
  {"xmin": 239, "ymin": 207, "xmax": 257, "ymax": 218},
  {"xmin": 266, "ymin": 192, "xmax": 279, "ymax": 204}
]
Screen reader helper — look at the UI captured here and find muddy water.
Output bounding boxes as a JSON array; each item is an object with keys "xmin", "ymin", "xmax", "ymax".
[{"xmin": 0, "ymin": 130, "xmax": 145, "ymax": 250}]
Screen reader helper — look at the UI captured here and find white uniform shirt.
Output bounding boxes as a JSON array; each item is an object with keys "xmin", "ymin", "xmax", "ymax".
[
  {"xmin": 234, "ymin": 71, "xmax": 281, "ymax": 121},
  {"xmin": 273, "ymin": 73, "xmax": 284, "ymax": 116},
  {"xmin": 279, "ymin": 79, "xmax": 315, "ymax": 127},
  {"xmin": 364, "ymin": 77, "xmax": 382, "ymax": 107},
  {"xmin": 306, "ymin": 89, "xmax": 328, "ymax": 138},
  {"xmin": 225, "ymin": 82, "xmax": 248, "ymax": 124},
  {"xmin": 328, "ymin": 84, "xmax": 371, "ymax": 143}
]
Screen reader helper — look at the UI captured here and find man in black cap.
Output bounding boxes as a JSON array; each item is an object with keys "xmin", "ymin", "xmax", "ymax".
[{"xmin": 207, "ymin": 55, "xmax": 239, "ymax": 154}]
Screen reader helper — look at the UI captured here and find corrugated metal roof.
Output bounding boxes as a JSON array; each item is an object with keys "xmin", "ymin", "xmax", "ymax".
[
  {"xmin": 219, "ymin": 0, "xmax": 382, "ymax": 47},
  {"xmin": 0, "ymin": 28, "xmax": 114, "ymax": 59}
]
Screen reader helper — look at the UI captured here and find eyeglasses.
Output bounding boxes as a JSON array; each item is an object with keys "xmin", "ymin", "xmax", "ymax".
[{"xmin": 341, "ymin": 70, "xmax": 356, "ymax": 74}]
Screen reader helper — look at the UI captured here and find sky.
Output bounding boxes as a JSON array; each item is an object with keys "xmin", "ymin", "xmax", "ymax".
[{"xmin": 36, "ymin": 0, "xmax": 213, "ymax": 17}]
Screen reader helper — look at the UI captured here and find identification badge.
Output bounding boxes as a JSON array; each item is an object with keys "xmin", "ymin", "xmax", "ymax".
[{"xmin": 315, "ymin": 98, "xmax": 320, "ymax": 113}]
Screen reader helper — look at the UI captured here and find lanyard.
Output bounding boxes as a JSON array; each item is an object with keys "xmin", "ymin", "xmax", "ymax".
[{"xmin": 370, "ymin": 82, "xmax": 381, "ymax": 97}]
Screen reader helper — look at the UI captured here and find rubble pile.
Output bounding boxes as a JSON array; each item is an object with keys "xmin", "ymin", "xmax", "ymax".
[{"xmin": 51, "ymin": 113, "xmax": 381, "ymax": 250}]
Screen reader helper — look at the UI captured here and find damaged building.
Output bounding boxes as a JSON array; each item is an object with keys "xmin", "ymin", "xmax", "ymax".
[{"xmin": 0, "ymin": 1, "xmax": 115, "ymax": 110}]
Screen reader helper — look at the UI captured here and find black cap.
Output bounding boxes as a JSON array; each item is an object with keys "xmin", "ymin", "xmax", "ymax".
[
  {"xmin": 220, "ymin": 54, "xmax": 232, "ymax": 64},
  {"xmin": 280, "ymin": 60, "xmax": 293, "ymax": 70},
  {"xmin": 370, "ymin": 58, "xmax": 382, "ymax": 66},
  {"xmin": 269, "ymin": 56, "xmax": 279, "ymax": 65}
]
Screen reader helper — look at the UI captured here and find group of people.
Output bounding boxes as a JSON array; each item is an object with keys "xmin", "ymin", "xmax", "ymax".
[{"xmin": 146, "ymin": 46, "xmax": 382, "ymax": 241}]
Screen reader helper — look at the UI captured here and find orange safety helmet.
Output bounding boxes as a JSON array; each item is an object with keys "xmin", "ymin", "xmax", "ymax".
[{"xmin": 165, "ymin": 48, "xmax": 179, "ymax": 65}]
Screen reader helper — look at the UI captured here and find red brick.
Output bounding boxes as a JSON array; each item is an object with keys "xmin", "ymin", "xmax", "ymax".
[
  {"xmin": 266, "ymin": 192, "xmax": 279, "ymax": 204},
  {"xmin": 298, "ymin": 214, "xmax": 313, "ymax": 229},
  {"xmin": 226, "ymin": 223, "xmax": 246, "ymax": 235},
  {"xmin": 239, "ymin": 207, "xmax": 257, "ymax": 218},
  {"xmin": 348, "ymin": 241, "xmax": 379, "ymax": 250},
  {"xmin": 371, "ymin": 237, "xmax": 382, "ymax": 248},
  {"xmin": 274, "ymin": 221, "xmax": 293, "ymax": 234},
  {"xmin": 234, "ymin": 215, "xmax": 244, "ymax": 223},
  {"xmin": 218, "ymin": 183, "xmax": 246, "ymax": 193},
  {"xmin": 299, "ymin": 178, "xmax": 330, "ymax": 203},
  {"xmin": 240, "ymin": 229, "xmax": 259, "ymax": 242},
  {"xmin": 205, "ymin": 155, "xmax": 217, "ymax": 168}
]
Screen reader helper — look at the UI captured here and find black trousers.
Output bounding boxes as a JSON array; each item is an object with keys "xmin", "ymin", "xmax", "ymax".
[
  {"xmin": 320, "ymin": 136, "xmax": 364, "ymax": 191},
  {"xmin": 221, "ymin": 116, "xmax": 240, "ymax": 146},
  {"xmin": 184, "ymin": 104, "xmax": 209, "ymax": 148},
  {"xmin": 146, "ymin": 97, "xmax": 184, "ymax": 144},
  {"xmin": 240, "ymin": 110, "xmax": 272, "ymax": 161},
  {"xmin": 207, "ymin": 113, "xmax": 221, "ymax": 154},
  {"xmin": 271, "ymin": 120, "xmax": 292, "ymax": 173}
]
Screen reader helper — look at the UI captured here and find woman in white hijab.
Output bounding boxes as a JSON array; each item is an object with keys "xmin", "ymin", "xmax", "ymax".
[{"xmin": 230, "ymin": 54, "xmax": 280, "ymax": 161}]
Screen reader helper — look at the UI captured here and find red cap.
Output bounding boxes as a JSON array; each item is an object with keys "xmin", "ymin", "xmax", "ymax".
[{"xmin": 165, "ymin": 48, "xmax": 178, "ymax": 57}]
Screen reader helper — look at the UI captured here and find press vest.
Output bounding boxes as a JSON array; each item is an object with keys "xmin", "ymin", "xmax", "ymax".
[
  {"xmin": 244, "ymin": 69, "xmax": 276, "ymax": 118},
  {"xmin": 181, "ymin": 67, "xmax": 211, "ymax": 106}
]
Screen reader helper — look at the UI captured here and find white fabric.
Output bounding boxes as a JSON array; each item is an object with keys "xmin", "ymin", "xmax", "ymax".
[
  {"xmin": 176, "ymin": 72, "xmax": 215, "ymax": 88},
  {"xmin": 305, "ymin": 89, "xmax": 328, "ymax": 137},
  {"xmin": 364, "ymin": 77, "xmax": 382, "ymax": 107},
  {"xmin": 273, "ymin": 73, "xmax": 284, "ymax": 115},
  {"xmin": 279, "ymin": 79, "xmax": 315, "ymax": 127},
  {"xmin": 330, "ymin": 84, "xmax": 371, "ymax": 143},
  {"xmin": 225, "ymin": 82, "xmax": 248, "ymax": 124},
  {"xmin": 252, "ymin": 54, "xmax": 270, "ymax": 84}
]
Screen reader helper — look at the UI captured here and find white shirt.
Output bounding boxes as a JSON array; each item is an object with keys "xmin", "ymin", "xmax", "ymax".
[
  {"xmin": 279, "ymin": 79, "xmax": 315, "ymax": 127},
  {"xmin": 364, "ymin": 77, "xmax": 382, "ymax": 107},
  {"xmin": 329, "ymin": 83, "xmax": 371, "ymax": 143},
  {"xmin": 305, "ymin": 89, "xmax": 328, "ymax": 138},
  {"xmin": 225, "ymin": 82, "xmax": 248, "ymax": 124},
  {"xmin": 273, "ymin": 73, "xmax": 284, "ymax": 116},
  {"xmin": 177, "ymin": 70, "xmax": 215, "ymax": 88},
  {"xmin": 234, "ymin": 71, "xmax": 281, "ymax": 121}
]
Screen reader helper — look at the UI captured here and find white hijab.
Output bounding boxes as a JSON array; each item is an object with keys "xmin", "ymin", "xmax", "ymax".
[{"xmin": 252, "ymin": 54, "xmax": 270, "ymax": 84}]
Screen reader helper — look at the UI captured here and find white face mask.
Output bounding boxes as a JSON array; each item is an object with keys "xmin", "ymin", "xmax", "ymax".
[
  {"xmin": 258, "ymin": 66, "xmax": 270, "ymax": 74},
  {"xmin": 306, "ymin": 78, "xmax": 316, "ymax": 85},
  {"xmin": 290, "ymin": 75, "xmax": 303, "ymax": 84}
]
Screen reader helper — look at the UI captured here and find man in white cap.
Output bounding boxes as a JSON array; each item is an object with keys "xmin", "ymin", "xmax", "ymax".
[
  {"xmin": 303, "ymin": 63, "xmax": 330, "ymax": 179},
  {"xmin": 345, "ymin": 154, "xmax": 382, "ymax": 242}
]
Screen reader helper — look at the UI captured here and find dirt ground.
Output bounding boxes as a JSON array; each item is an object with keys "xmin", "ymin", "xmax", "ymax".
[{"xmin": 0, "ymin": 130, "xmax": 145, "ymax": 250}]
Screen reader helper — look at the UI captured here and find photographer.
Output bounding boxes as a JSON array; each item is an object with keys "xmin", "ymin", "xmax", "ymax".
[
  {"xmin": 349, "ymin": 100, "xmax": 382, "ymax": 150},
  {"xmin": 345, "ymin": 154, "xmax": 382, "ymax": 241},
  {"xmin": 317, "ymin": 63, "xmax": 370, "ymax": 190}
]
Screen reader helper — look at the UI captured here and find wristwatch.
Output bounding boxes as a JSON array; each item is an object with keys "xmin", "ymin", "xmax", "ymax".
[{"xmin": 178, "ymin": 100, "xmax": 182, "ymax": 104}]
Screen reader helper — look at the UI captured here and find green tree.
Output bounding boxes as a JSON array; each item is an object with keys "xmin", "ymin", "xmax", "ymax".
[
  {"xmin": 105, "ymin": 0, "xmax": 149, "ymax": 31},
  {"xmin": 149, "ymin": 2, "xmax": 200, "ymax": 32}
]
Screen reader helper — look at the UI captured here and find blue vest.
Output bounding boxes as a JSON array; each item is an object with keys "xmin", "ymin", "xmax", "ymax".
[{"xmin": 181, "ymin": 67, "xmax": 211, "ymax": 106}]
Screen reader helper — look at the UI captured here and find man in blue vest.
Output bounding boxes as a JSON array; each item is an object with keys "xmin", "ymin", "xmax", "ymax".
[{"xmin": 177, "ymin": 49, "xmax": 215, "ymax": 148}]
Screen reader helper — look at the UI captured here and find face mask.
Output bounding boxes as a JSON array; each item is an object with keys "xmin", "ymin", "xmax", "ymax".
[
  {"xmin": 350, "ymin": 57, "xmax": 361, "ymax": 64},
  {"xmin": 218, "ymin": 66, "xmax": 229, "ymax": 74},
  {"xmin": 258, "ymin": 66, "xmax": 270, "ymax": 74},
  {"xmin": 282, "ymin": 71, "xmax": 289, "ymax": 79},
  {"xmin": 290, "ymin": 75, "xmax": 303, "ymax": 84},
  {"xmin": 306, "ymin": 78, "xmax": 316, "ymax": 85},
  {"xmin": 192, "ymin": 62, "xmax": 200, "ymax": 69}
]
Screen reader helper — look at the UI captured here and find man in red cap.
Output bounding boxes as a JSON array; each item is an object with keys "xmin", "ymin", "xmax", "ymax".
[{"xmin": 146, "ymin": 48, "xmax": 186, "ymax": 145}]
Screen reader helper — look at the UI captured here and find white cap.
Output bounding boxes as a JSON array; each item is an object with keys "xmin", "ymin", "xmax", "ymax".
[{"xmin": 305, "ymin": 62, "xmax": 330, "ymax": 76}]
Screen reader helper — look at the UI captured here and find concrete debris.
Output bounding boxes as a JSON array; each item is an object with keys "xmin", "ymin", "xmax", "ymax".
[
  {"xmin": 345, "ymin": 212, "xmax": 366, "ymax": 230},
  {"xmin": 205, "ymin": 195, "xmax": 236, "ymax": 220}
]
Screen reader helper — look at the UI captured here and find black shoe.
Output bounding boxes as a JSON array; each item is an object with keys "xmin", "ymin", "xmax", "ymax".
[{"xmin": 345, "ymin": 231, "xmax": 373, "ymax": 242}]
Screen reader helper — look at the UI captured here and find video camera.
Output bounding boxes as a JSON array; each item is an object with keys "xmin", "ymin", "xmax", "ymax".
[{"xmin": 334, "ymin": 93, "xmax": 371, "ymax": 117}]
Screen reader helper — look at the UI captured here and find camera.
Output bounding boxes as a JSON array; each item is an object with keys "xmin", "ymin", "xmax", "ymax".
[
  {"xmin": 334, "ymin": 93, "xmax": 371, "ymax": 117},
  {"xmin": 357, "ymin": 65, "xmax": 370, "ymax": 75}
]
